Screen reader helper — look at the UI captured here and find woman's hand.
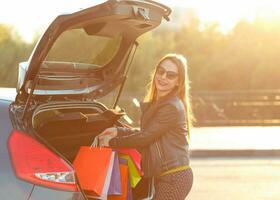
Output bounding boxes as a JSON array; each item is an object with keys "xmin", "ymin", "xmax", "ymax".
[{"xmin": 97, "ymin": 127, "xmax": 118, "ymax": 147}]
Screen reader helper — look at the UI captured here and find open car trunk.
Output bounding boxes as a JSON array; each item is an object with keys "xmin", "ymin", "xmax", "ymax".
[
  {"xmin": 32, "ymin": 101, "xmax": 123, "ymax": 162},
  {"xmin": 31, "ymin": 101, "xmax": 152, "ymax": 199}
]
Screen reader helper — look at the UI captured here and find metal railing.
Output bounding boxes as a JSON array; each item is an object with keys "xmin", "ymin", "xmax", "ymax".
[{"xmin": 192, "ymin": 90, "xmax": 280, "ymax": 126}]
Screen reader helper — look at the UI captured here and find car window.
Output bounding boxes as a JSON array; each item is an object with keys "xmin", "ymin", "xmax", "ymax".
[
  {"xmin": 98, "ymin": 79, "xmax": 143, "ymax": 127},
  {"xmin": 45, "ymin": 28, "xmax": 122, "ymax": 68}
]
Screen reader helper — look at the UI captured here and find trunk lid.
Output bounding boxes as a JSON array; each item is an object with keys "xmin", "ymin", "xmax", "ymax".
[{"xmin": 16, "ymin": 0, "xmax": 171, "ymax": 102}]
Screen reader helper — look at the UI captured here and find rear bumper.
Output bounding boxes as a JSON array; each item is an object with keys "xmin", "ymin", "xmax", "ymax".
[{"xmin": 29, "ymin": 186, "xmax": 85, "ymax": 200}]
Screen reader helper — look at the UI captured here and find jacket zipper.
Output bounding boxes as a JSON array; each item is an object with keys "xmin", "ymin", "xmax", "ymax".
[
  {"xmin": 155, "ymin": 142, "xmax": 163, "ymax": 160},
  {"xmin": 155, "ymin": 141, "xmax": 169, "ymax": 172}
]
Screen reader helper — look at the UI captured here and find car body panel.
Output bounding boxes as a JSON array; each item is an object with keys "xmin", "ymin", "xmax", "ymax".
[
  {"xmin": 29, "ymin": 186, "xmax": 85, "ymax": 200},
  {"xmin": 0, "ymin": 99, "xmax": 33, "ymax": 200},
  {"xmin": 1, "ymin": 97, "xmax": 86, "ymax": 199}
]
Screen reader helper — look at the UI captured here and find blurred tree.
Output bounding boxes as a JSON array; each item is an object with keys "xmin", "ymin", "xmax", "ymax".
[
  {"xmin": 1, "ymin": 13, "xmax": 280, "ymax": 93},
  {"xmin": 0, "ymin": 24, "xmax": 35, "ymax": 87}
]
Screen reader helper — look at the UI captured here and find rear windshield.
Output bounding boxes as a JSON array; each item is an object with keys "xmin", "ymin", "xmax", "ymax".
[{"xmin": 45, "ymin": 28, "xmax": 122, "ymax": 68}]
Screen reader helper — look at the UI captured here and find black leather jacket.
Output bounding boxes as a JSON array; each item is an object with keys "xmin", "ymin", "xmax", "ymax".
[{"xmin": 109, "ymin": 93, "xmax": 190, "ymax": 177}]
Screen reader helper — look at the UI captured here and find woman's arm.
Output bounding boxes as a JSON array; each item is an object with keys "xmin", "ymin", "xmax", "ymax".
[
  {"xmin": 117, "ymin": 127, "xmax": 140, "ymax": 137},
  {"xmin": 109, "ymin": 104, "xmax": 178, "ymax": 148},
  {"xmin": 97, "ymin": 124, "xmax": 139, "ymax": 147}
]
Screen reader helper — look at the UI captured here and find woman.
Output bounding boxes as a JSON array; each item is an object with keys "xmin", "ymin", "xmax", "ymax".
[{"xmin": 98, "ymin": 53, "xmax": 193, "ymax": 200}]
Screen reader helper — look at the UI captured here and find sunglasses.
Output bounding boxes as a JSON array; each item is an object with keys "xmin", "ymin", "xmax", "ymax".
[{"xmin": 156, "ymin": 67, "xmax": 178, "ymax": 80}]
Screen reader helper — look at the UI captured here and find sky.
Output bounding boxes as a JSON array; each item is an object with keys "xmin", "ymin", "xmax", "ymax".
[{"xmin": 0, "ymin": 0, "xmax": 280, "ymax": 42}]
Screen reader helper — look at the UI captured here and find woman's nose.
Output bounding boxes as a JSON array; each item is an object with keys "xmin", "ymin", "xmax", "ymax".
[{"xmin": 160, "ymin": 72, "xmax": 167, "ymax": 79}]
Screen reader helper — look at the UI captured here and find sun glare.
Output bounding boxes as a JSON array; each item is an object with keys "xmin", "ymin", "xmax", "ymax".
[
  {"xmin": 1, "ymin": 0, "xmax": 280, "ymax": 42},
  {"xmin": 164, "ymin": 0, "xmax": 280, "ymax": 32}
]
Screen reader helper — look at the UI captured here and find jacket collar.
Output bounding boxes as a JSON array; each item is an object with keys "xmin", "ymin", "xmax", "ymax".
[
  {"xmin": 140, "ymin": 90, "xmax": 178, "ymax": 111},
  {"xmin": 140, "ymin": 90, "xmax": 178, "ymax": 128}
]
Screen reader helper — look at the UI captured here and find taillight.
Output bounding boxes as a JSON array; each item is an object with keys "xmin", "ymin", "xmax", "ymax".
[{"xmin": 8, "ymin": 129, "xmax": 78, "ymax": 191}]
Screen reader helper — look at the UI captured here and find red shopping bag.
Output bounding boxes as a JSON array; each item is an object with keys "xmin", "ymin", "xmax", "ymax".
[{"xmin": 73, "ymin": 145, "xmax": 113, "ymax": 197}]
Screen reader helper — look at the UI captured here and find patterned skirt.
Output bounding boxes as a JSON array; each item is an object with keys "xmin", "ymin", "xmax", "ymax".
[{"xmin": 153, "ymin": 168, "xmax": 193, "ymax": 200}]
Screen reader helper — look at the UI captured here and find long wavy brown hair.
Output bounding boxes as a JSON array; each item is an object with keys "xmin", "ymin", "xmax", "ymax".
[{"xmin": 144, "ymin": 53, "xmax": 194, "ymax": 138}]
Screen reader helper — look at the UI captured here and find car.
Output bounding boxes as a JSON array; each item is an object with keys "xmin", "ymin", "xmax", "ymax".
[{"xmin": 0, "ymin": 0, "xmax": 171, "ymax": 199}]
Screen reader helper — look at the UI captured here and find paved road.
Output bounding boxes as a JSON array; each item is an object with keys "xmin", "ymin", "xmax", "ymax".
[
  {"xmin": 191, "ymin": 126, "xmax": 280, "ymax": 150},
  {"xmin": 187, "ymin": 158, "xmax": 280, "ymax": 200}
]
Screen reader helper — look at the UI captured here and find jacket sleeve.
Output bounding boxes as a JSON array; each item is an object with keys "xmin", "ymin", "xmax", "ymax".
[
  {"xmin": 109, "ymin": 104, "xmax": 178, "ymax": 148},
  {"xmin": 116, "ymin": 127, "xmax": 140, "ymax": 137}
]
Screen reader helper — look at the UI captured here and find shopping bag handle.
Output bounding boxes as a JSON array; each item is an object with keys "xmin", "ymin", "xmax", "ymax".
[{"xmin": 91, "ymin": 137, "xmax": 99, "ymax": 148}]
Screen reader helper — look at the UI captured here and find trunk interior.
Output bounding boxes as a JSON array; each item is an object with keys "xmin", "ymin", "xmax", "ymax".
[{"xmin": 32, "ymin": 101, "xmax": 123, "ymax": 162}]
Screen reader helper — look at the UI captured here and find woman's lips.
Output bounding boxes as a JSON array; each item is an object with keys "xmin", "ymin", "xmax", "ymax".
[{"xmin": 157, "ymin": 79, "xmax": 168, "ymax": 87}]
